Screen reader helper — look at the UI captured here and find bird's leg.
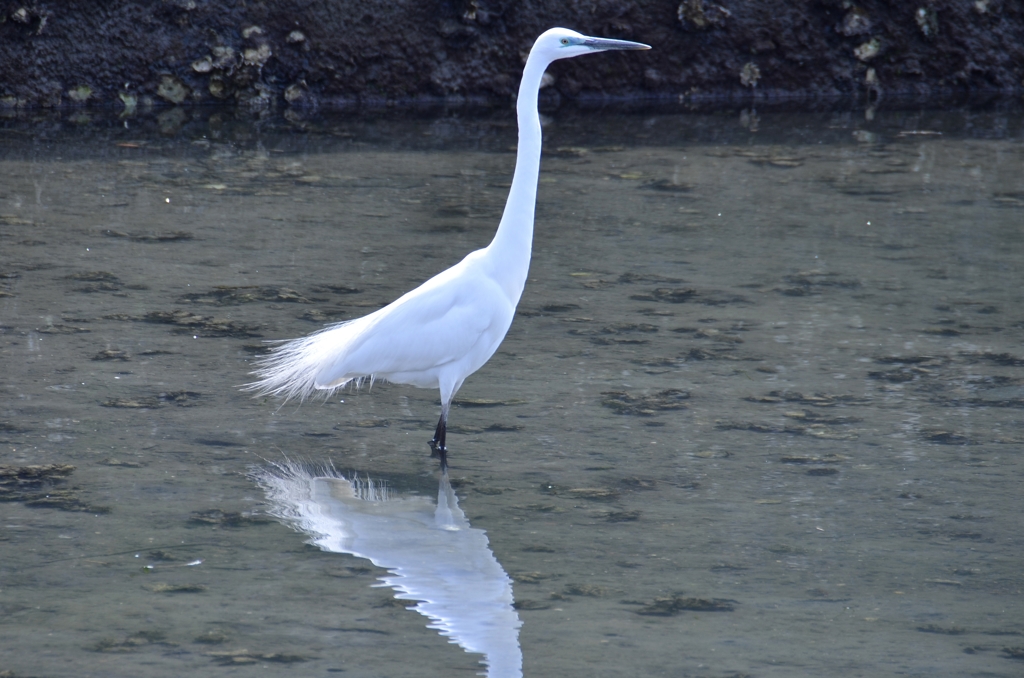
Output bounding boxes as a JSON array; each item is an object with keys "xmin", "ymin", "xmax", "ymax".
[
  {"xmin": 429, "ymin": 412, "xmax": 448, "ymax": 470},
  {"xmin": 429, "ymin": 413, "xmax": 445, "ymax": 450}
]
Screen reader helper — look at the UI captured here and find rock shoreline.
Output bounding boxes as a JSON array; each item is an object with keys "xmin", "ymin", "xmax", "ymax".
[{"xmin": 1, "ymin": 1, "xmax": 1021, "ymax": 111}]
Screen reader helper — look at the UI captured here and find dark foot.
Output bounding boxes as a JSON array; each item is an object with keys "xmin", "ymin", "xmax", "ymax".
[
  {"xmin": 429, "ymin": 413, "xmax": 448, "ymax": 470},
  {"xmin": 429, "ymin": 439, "xmax": 448, "ymax": 470}
]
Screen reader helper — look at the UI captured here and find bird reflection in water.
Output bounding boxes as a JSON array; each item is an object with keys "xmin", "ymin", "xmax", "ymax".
[{"xmin": 253, "ymin": 462, "xmax": 523, "ymax": 678}]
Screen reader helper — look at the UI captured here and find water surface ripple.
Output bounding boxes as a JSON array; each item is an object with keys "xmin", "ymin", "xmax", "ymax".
[{"xmin": 1, "ymin": 108, "xmax": 1022, "ymax": 677}]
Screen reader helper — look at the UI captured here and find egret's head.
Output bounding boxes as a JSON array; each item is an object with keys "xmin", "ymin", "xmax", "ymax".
[{"xmin": 532, "ymin": 27, "xmax": 651, "ymax": 62}]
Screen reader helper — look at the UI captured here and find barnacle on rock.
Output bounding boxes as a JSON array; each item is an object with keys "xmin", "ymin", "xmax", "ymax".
[
  {"xmin": 839, "ymin": 7, "xmax": 872, "ymax": 36},
  {"xmin": 854, "ymin": 38, "xmax": 880, "ymax": 61},
  {"xmin": 208, "ymin": 76, "xmax": 229, "ymax": 99},
  {"xmin": 68, "ymin": 85, "xmax": 92, "ymax": 103},
  {"xmin": 211, "ymin": 46, "xmax": 236, "ymax": 69},
  {"xmin": 915, "ymin": 7, "xmax": 938, "ymax": 38},
  {"xmin": 284, "ymin": 82, "xmax": 307, "ymax": 103},
  {"xmin": 677, "ymin": 0, "xmax": 730, "ymax": 30},
  {"xmin": 241, "ymin": 25, "xmax": 265, "ymax": 39},
  {"xmin": 118, "ymin": 92, "xmax": 137, "ymax": 114},
  {"xmin": 156, "ymin": 75, "xmax": 189, "ymax": 104},
  {"xmin": 192, "ymin": 57, "xmax": 213, "ymax": 73},
  {"xmin": 740, "ymin": 62, "xmax": 761, "ymax": 88},
  {"xmin": 243, "ymin": 43, "xmax": 272, "ymax": 67}
]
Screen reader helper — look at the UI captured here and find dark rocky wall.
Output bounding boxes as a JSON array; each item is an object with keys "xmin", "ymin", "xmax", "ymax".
[{"xmin": 1, "ymin": 0, "xmax": 1021, "ymax": 110}]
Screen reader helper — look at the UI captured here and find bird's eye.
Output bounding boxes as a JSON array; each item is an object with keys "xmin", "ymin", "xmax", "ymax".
[{"xmin": 560, "ymin": 38, "xmax": 569, "ymax": 45}]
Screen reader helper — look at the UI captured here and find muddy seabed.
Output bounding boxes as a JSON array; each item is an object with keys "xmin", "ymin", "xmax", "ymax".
[{"xmin": 1, "ymin": 107, "xmax": 1023, "ymax": 677}]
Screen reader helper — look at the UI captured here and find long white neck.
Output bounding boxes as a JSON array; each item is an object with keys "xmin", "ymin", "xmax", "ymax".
[{"xmin": 483, "ymin": 51, "xmax": 551, "ymax": 303}]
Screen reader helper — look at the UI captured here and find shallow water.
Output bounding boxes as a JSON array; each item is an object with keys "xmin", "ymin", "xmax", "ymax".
[{"xmin": 2, "ymin": 105, "xmax": 1023, "ymax": 677}]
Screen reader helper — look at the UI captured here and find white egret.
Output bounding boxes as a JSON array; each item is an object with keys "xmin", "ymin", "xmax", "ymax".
[{"xmin": 246, "ymin": 28, "xmax": 650, "ymax": 468}]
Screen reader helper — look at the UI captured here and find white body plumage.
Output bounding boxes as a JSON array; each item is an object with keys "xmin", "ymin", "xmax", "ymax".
[{"xmin": 249, "ymin": 247, "xmax": 515, "ymax": 406}]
